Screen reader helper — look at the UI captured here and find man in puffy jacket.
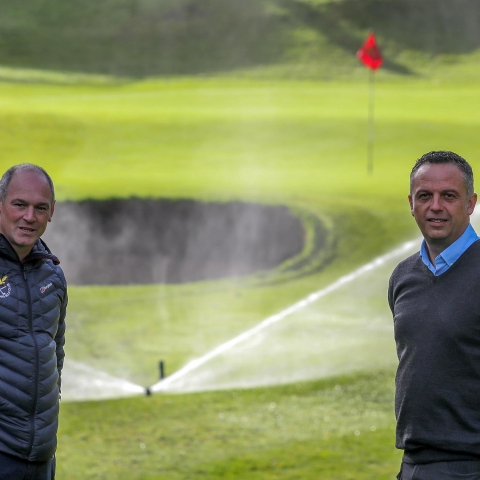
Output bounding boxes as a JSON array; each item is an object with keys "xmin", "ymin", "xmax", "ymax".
[{"xmin": 0, "ymin": 164, "xmax": 67, "ymax": 480}]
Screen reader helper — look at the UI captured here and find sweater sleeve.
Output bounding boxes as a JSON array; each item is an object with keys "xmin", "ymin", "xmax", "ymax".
[{"xmin": 388, "ymin": 269, "xmax": 396, "ymax": 315}]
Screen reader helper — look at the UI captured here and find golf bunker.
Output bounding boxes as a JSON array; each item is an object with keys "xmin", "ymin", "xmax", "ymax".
[{"xmin": 43, "ymin": 198, "xmax": 304, "ymax": 285}]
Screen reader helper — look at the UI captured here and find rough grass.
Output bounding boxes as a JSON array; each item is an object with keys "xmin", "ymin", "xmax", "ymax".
[{"xmin": 2, "ymin": 0, "xmax": 480, "ymax": 77}]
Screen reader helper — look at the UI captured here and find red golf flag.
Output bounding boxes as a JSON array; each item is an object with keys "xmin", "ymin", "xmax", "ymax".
[{"xmin": 357, "ymin": 33, "xmax": 383, "ymax": 70}]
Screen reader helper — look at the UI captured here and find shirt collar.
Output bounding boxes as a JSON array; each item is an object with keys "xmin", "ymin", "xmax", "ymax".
[{"xmin": 420, "ymin": 223, "xmax": 479, "ymax": 275}]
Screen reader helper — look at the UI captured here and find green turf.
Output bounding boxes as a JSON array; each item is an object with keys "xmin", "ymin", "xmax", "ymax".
[{"xmin": 57, "ymin": 369, "xmax": 401, "ymax": 479}]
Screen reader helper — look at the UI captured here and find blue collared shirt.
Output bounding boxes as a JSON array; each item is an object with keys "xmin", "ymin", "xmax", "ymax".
[{"xmin": 420, "ymin": 223, "xmax": 480, "ymax": 276}]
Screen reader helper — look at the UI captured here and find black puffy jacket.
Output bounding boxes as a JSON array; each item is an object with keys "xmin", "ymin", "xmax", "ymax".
[{"xmin": 0, "ymin": 235, "xmax": 67, "ymax": 461}]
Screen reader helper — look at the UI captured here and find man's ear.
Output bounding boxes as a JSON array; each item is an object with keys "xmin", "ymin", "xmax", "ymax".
[
  {"xmin": 48, "ymin": 201, "xmax": 55, "ymax": 222},
  {"xmin": 408, "ymin": 194, "xmax": 414, "ymax": 216},
  {"xmin": 467, "ymin": 193, "xmax": 477, "ymax": 216}
]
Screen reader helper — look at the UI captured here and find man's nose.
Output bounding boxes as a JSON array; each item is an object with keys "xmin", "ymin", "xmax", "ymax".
[
  {"xmin": 23, "ymin": 207, "xmax": 36, "ymax": 222},
  {"xmin": 430, "ymin": 194, "xmax": 443, "ymax": 211}
]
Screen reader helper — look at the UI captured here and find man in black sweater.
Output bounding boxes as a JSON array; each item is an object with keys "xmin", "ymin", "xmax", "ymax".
[{"xmin": 389, "ymin": 151, "xmax": 480, "ymax": 480}]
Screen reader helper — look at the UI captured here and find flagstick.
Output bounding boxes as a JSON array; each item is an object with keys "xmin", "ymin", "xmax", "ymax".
[{"xmin": 367, "ymin": 69, "xmax": 375, "ymax": 175}]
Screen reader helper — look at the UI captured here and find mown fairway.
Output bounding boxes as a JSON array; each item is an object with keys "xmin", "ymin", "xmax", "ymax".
[{"xmin": 1, "ymin": 66, "xmax": 480, "ymax": 478}]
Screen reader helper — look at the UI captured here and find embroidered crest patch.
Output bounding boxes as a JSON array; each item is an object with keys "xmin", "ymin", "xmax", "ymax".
[{"xmin": 0, "ymin": 275, "xmax": 11, "ymax": 298}]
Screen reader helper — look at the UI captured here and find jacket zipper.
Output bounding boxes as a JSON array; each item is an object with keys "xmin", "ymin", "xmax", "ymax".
[{"xmin": 22, "ymin": 264, "xmax": 40, "ymax": 459}]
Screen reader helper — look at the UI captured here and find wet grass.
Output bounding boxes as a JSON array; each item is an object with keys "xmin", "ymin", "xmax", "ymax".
[{"xmin": 57, "ymin": 368, "xmax": 401, "ymax": 479}]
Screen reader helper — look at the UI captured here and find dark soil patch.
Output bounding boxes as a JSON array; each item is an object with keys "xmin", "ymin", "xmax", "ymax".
[{"xmin": 43, "ymin": 198, "xmax": 305, "ymax": 285}]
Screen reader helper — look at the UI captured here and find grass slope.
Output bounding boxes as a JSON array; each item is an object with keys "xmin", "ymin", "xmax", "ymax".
[{"xmin": 2, "ymin": 0, "xmax": 480, "ymax": 76}]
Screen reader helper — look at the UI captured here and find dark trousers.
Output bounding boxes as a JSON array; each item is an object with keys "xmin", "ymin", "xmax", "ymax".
[
  {"xmin": 0, "ymin": 451, "xmax": 55, "ymax": 480},
  {"xmin": 398, "ymin": 460, "xmax": 480, "ymax": 479}
]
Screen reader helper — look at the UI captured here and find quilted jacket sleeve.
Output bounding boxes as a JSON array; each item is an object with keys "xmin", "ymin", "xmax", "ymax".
[{"xmin": 55, "ymin": 285, "xmax": 67, "ymax": 396}]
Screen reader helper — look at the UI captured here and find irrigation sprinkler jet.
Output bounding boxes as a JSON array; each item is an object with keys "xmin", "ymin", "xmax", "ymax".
[
  {"xmin": 357, "ymin": 31, "xmax": 383, "ymax": 175},
  {"xmin": 146, "ymin": 237, "xmax": 420, "ymax": 394}
]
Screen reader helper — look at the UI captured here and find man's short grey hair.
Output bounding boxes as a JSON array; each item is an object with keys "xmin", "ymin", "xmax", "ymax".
[
  {"xmin": 0, "ymin": 164, "xmax": 55, "ymax": 204},
  {"xmin": 410, "ymin": 151, "xmax": 474, "ymax": 198}
]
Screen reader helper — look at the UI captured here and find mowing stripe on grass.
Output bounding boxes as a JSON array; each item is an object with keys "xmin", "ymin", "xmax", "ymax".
[{"xmin": 151, "ymin": 236, "xmax": 420, "ymax": 393}]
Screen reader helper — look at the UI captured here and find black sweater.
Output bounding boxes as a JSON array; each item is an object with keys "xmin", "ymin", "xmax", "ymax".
[{"xmin": 389, "ymin": 240, "xmax": 480, "ymax": 464}]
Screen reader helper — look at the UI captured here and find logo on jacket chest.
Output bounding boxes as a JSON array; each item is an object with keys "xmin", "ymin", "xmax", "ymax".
[
  {"xmin": 40, "ymin": 282, "xmax": 53, "ymax": 294},
  {"xmin": 0, "ymin": 275, "xmax": 11, "ymax": 298}
]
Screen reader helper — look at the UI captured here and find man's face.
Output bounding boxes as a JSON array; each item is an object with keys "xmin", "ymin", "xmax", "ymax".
[
  {"xmin": 0, "ymin": 170, "xmax": 55, "ymax": 260},
  {"xmin": 409, "ymin": 162, "xmax": 477, "ymax": 252}
]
